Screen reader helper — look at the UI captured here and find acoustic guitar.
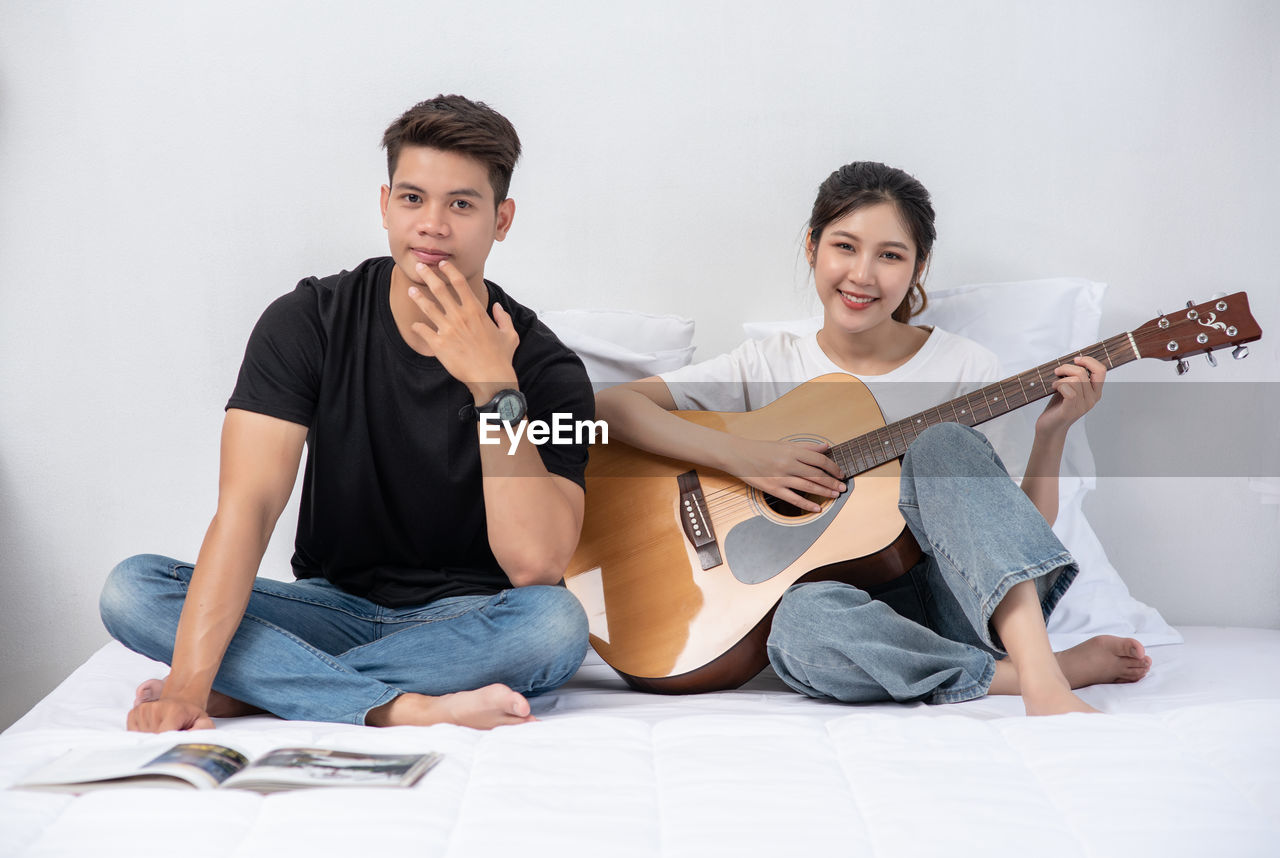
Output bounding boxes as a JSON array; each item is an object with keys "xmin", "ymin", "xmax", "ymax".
[{"xmin": 563, "ymin": 293, "xmax": 1262, "ymax": 694}]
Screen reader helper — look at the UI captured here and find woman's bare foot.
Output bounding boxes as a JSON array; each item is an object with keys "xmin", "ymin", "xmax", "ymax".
[
  {"xmin": 365, "ymin": 684, "xmax": 535, "ymax": 729},
  {"xmin": 133, "ymin": 678, "xmax": 265, "ymax": 718},
  {"xmin": 988, "ymin": 636, "xmax": 1150, "ymax": 714},
  {"xmin": 1021, "ymin": 679, "xmax": 1102, "ymax": 716},
  {"xmin": 1056, "ymin": 635, "xmax": 1151, "ymax": 688}
]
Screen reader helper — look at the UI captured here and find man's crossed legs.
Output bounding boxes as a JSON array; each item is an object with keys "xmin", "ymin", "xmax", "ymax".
[{"xmin": 100, "ymin": 554, "xmax": 588, "ymax": 729}]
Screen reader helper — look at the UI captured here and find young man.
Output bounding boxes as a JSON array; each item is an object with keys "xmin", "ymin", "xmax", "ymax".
[{"xmin": 100, "ymin": 95, "xmax": 593, "ymax": 731}]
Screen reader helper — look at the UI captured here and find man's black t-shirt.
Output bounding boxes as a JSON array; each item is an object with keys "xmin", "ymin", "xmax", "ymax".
[{"xmin": 226, "ymin": 257, "xmax": 593, "ymax": 608}]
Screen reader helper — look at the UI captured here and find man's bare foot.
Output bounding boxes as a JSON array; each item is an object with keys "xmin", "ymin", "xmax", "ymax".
[
  {"xmin": 365, "ymin": 684, "xmax": 534, "ymax": 730},
  {"xmin": 133, "ymin": 678, "xmax": 165, "ymax": 708},
  {"xmin": 1056, "ymin": 635, "xmax": 1151, "ymax": 688},
  {"xmin": 133, "ymin": 678, "xmax": 264, "ymax": 718}
]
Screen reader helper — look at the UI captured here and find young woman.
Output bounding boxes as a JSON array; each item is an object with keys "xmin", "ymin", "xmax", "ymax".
[{"xmin": 596, "ymin": 161, "xmax": 1151, "ymax": 715}]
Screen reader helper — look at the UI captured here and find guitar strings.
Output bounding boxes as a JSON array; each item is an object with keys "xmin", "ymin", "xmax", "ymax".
[{"xmin": 678, "ymin": 334, "xmax": 1155, "ymax": 532}]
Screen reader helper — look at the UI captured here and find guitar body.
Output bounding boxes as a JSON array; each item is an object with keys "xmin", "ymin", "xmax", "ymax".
[{"xmin": 564, "ymin": 374, "xmax": 921, "ymax": 694}]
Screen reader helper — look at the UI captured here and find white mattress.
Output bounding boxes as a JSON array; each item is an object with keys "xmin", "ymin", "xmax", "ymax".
[{"xmin": 2, "ymin": 627, "xmax": 1278, "ymax": 858}]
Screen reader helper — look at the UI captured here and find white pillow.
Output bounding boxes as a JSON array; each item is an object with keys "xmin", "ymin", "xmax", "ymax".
[
  {"xmin": 743, "ymin": 278, "xmax": 1181, "ymax": 649},
  {"xmin": 540, "ymin": 309, "xmax": 696, "ymax": 388}
]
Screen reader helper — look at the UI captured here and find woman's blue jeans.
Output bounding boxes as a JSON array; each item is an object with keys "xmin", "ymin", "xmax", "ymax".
[
  {"xmin": 767, "ymin": 423, "xmax": 1078, "ymax": 705},
  {"xmin": 99, "ymin": 557, "xmax": 589, "ymax": 725}
]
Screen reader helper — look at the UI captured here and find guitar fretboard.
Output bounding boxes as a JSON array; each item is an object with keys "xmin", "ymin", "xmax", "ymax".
[{"xmin": 828, "ymin": 332, "xmax": 1137, "ymax": 479}]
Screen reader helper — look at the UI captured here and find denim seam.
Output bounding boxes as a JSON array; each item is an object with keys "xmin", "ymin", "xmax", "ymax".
[
  {"xmin": 1040, "ymin": 562, "xmax": 1080, "ymax": 621},
  {"xmin": 164, "ymin": 561, "xmax": 194, "ymax": 579},
  {"xmin": 896, "ymin": 502, "xmax": 987, "ymax": 606},
  {"xmin": 977, "ymin": 551, "xmax": 1076, "ymax": 653},
  {"xmin": 237, "ymin": 614, "xmax": 403, "ymax": 723},
  {"xmin": 239, "ymin": 613, "xmax": 361, "ymax": 676},
  {"xmin": 166, "ymin": 561, "xmax": 390, "ymax": 626},
  {"xmin": 353, "ymin": 686, "xmax": 403, "ymax": 727},
  {"xmin": 928, "ymin": 652, "xmax": 996, "ymax": 704},
  {"xmin": 347, "ymin": 592, "xmax": 514, "ymax": 654},
  {"xmin": 380, "ymin": 590, "xmax": 510, "ymax": 627},
  {"xmin": 768, "ymin": 644, "xmax": 842, "ymax": 701}
]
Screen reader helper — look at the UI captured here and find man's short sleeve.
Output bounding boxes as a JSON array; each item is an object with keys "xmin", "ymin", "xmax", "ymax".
[{"xmin": 225, "ymin": 284, "xmax": 324, "ymax": 427}]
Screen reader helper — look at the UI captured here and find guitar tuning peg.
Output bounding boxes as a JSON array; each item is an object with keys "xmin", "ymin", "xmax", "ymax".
[
  {"xmin": 1186, "ymin": 300, "xmax": 1196, "ymax": 308},
  {"xmin": 1176, "ymin": 358, "xmax": 1190, "ymax": 375},
  {"xmin": 1206, "ymin": 352, "xmax": 1218, "ymax": 367},
  {"xmin": 1233, "ymin": 345, "xmax": 1250, "ymax": 360}
]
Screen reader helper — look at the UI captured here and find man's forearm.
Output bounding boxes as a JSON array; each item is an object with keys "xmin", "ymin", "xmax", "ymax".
[
  {"xmin": 162, "ymin": 509, "xmax": 273, "ymax": 704},
  {"xmin": 478, "ymin": 436, "xmax": 582, "ymax": 587}
]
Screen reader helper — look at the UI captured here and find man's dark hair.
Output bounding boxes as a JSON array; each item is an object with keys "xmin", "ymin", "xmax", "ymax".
[{"xmin": 381, "ymin": 95, "xmax": 522, "ymax": 205}]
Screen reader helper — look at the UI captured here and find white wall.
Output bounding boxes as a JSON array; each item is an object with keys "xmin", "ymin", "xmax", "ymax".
[{"xmin": 2, "ymin": 0, "xmax": 1277, "ymax": 729}]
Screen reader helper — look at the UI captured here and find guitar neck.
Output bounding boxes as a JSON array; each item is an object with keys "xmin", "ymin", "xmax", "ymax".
[{"xmin": 829, "ymin": 331, "xmax": 1139, "ymax": 479}]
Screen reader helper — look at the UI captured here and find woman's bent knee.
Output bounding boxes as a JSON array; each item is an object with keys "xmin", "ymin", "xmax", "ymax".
[
  {"xmin": 912, "ymin": 422, "xmax": 990, "ymax": 458},
  {"xmin": 770, "ymin": 582, "xmax": 870, "ymax": 646}
]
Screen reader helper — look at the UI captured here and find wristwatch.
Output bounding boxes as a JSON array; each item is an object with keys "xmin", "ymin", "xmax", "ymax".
[{"xmin": 462, "ymin": 388, "xmax": 527, "ymax": 424}]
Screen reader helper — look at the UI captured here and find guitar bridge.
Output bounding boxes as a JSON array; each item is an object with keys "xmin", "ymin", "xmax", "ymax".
[{"xmin": 677, "ymin": 470, "xmax": 722, "ymax": 570}]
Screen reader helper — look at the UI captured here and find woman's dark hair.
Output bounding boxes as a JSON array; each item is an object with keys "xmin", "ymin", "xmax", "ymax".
[{"xmin": 808, "ymin": 161, "xmax": 935, "ymax": 322}]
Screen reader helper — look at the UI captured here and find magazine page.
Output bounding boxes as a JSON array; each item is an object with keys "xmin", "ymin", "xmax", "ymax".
[
  {"xmin": 222, "ymin": 748, "xmax": 442, "ymax": 793},
  {"xmin": 15, "ymin": 742, "xmax": 249, "ymax": 793},
  {"xmin": 140, "ymin": 743, "xmax": 250, "ymax": 788}
]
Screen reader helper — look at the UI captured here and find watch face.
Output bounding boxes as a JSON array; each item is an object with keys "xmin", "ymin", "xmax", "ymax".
[{"xmin": 496, "ymin": 392, "xmax": 523, "ymax": 422}]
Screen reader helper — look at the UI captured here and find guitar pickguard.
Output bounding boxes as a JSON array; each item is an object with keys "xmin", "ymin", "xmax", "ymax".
[{"xmin": 723, "ymin": 488, "xmax": 852, "ymax": 584}]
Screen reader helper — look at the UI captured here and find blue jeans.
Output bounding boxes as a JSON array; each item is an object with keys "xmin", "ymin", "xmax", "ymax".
[
  {"xmin": 99, "ymin": 556, "xmax": 589, "ymax": 725},
  {"xmin": 767, "ymin": 423, "xmax": 1077, "ymax": 705}
]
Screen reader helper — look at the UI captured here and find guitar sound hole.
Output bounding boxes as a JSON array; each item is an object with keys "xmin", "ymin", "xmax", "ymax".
[{"xmin": 762, "ymin": 493, "xmax": 822, "ymax": 518}]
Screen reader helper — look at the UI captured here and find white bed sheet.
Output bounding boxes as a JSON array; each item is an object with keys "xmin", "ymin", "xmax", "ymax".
[{"xmin": 2, "ymin": 627, "xmax": 1278, "ymax": 858}]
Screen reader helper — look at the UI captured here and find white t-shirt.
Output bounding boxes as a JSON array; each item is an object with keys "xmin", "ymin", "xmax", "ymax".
[
  {"xmin": 661, "ymin": 328, "xmax": 997, "ymax": 416},
  {"xmin": 659, "ymin": 327, "xmax": 1022, "ymax": 466}
]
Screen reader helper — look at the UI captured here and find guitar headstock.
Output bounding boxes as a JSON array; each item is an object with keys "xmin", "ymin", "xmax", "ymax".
[{"xmin": 1131, "ymin": 292, "xmax": 1262, "ymax": 370}]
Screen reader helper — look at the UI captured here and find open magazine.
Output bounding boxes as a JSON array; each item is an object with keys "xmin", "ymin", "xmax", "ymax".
[{"xmin": 15, "ymin": 742, "xmax": 442, "ymax": 794}]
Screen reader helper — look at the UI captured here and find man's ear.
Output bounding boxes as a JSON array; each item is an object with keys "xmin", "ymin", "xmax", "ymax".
[
  {"xmin": 380, "ymin": 185, "xmax": 391, "ymax": 229},
  {"xmin": 494, "ymin": 197, "xmax": 515, "ymax": 241}
]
